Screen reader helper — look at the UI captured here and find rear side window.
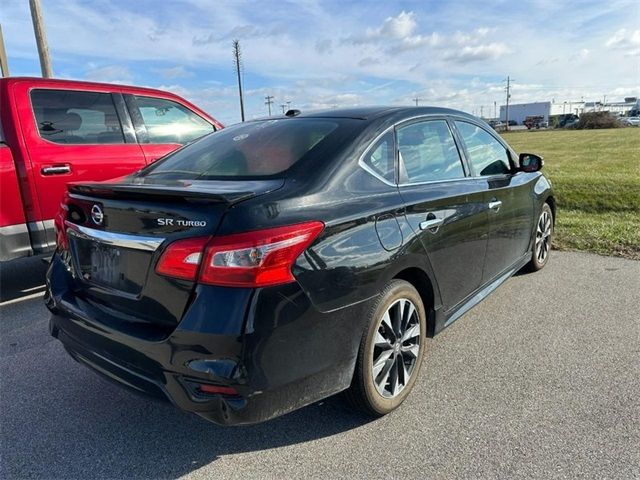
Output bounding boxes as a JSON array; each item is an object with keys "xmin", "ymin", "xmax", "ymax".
[
  {"xmin": 397, "ymin": 120, "xmax": 464, "ymax": 183},
  {"xmin": 30, "ymin": 89, "xmax": 125, "ymax": 144},
  {"xmin": 137, "ymin": 118, "xmax": 339, "ymax": 179},
  {"xmin": 134, "ymin": 96, "xmax": 213, "ymax": 144},
  {"xmin": 361, "ymin": 131, "xmax": 395, "ymax": 183},
  {"xmin": 455, "ymin": 121, "xmax": 511, "ymax": 176}
]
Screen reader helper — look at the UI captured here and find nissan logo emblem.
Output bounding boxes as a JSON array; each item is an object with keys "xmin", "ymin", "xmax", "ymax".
[{"xmin": 91, "ymin": 204, "xmax": 104, "ymax": 225}]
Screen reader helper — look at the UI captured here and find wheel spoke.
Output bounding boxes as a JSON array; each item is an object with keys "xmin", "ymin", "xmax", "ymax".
[
  {"xmin": 401, "ymin": 343, "xmax": 419, "ymax": 358},
  {"xmin": 402, "ymin": 302, "xmax": 415, "ymax": 332},
  {"xmin": 400, "ymin": 354, "xmax": 410, "ymax": 386},
  {"xmin": 381, "ymin": 311, "xmax": 396, "ymax": 342},
  {"xmin": 375, "ymin": 330, "xmax": 392, "ymax": 349},
  {"xmin": 373, "ymin": 349, "xmax": 393, "ymax": 378},
  {"xmin": 393, "ymin": 300, "xmax": 404, "ymax": 336},
  {"xmin": 389, "ymin": 356, "xmax": 400, "ymax": 395},
  {"xmin": 402, "ymin": 323, "xmax": 420, "ymax": 342}
]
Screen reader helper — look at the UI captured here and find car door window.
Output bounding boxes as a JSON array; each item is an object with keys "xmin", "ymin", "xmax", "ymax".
[
  {"xmin": 30, "ymin": 89, "xmax": 125, "ymax": 144},
  {"xmin": 360, "ymin": 130, "xmax": 395, "ymax": 183},
  {"xmin": 455, "ymin": 121, "xmax": 511, "ymax": 176},
  {"xmin": 134, "ymin": 96, "xmax": 214, "ymax": 144},
  {"xmin": 397, "ymin": 120, "xmax": 465, "ymax": 183}
]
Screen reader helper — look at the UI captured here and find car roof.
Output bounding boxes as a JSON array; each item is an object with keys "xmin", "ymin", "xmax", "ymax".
[{"xmin": 257, "ymin": 106, "xmax": 478, "ymax": 123}]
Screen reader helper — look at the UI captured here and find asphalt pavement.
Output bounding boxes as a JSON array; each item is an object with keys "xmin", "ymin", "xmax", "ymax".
[{"xmin": 1, "ymin": 251, "xmax": 639, "ymax": 479}]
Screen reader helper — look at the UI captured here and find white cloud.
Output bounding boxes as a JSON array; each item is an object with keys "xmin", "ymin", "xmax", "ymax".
[
  {"xmin": 84, "ymin": 65, "xmax": 132, "ymax": 84},
  {"xmin": 156, "ymin": 66, "xmax": 194, "ymax": 79},
  {"xmin": 606, "ymin": 28, "xmax": 640, "ymax": 57},
  {"xmin": 606, "ymin": 28, "xmax": 640, "ymax": 48}
]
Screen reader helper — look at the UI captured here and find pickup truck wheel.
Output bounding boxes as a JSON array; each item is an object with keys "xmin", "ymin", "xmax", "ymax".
[{"xmin": 346, "ymin": 280, "xmax": 427, "ymax": 417}]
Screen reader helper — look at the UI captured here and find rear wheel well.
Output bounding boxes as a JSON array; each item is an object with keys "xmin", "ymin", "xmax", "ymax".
[{"xmin": 393, "ymin": 268, "xmax": 435, "ymax": 336}]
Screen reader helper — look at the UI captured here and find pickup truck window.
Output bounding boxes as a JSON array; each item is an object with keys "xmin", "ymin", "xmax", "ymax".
[
  {"xmin": 31, "ymin": 89, "xmax": 125, "ymax": 144},
  {"xmin": 134, "ymin": 96, "xmax": 214, "ymax": 144}
]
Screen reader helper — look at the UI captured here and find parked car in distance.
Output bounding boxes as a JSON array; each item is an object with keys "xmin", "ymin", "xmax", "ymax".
[
  {"xmin": 0, "ymin": 77, "xmax": 223, "ymax": 262},
  {"xmin": 507, "ymin": 120, "xmax": 518, "ymax": 126},
  {"xmin": 620, "ymin": 116, "xmax": 640, "ymax": 126},
  {"xmin": 46, "ymin": 106, "xmax": 555, "ymax": 425}
]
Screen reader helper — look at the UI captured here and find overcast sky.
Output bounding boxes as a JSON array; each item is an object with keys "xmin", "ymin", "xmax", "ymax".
[{"xmin": 2, "ymin": 0, "xmax": 639, "ymax": 124}]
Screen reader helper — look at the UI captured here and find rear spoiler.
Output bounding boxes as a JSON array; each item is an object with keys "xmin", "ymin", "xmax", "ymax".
[{"xmin": 68, "ymin": 178, "xmax": 284, "ymax": 204}]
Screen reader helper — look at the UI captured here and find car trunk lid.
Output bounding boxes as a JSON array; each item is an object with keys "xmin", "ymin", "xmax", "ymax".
[{"xmin": 59, "ymin": 178, "xmax": 283, "ymax": 336}]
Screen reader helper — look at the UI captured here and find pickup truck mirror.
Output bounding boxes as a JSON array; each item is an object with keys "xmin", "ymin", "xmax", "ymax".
[{"xmin": 519, "ymin": 153, "xmax": 544, "ymax": 172}]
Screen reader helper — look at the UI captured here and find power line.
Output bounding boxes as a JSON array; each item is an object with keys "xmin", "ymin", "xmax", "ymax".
[{"xmin": 264, "ymin": 95, "xmax": 274, "ymax": 116}]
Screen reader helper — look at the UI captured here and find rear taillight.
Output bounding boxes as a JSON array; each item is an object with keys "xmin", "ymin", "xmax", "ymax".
[
  {"xmin": 199, "ymin": 221, "xmax": 324, "ymax": 287},
  {"xmin": 155, "ymin": 222, "xmax": 324, "ymax": 287},
  {"xmin": 156, "ymin": 237, "xmax": 209, "ymax": 281}
]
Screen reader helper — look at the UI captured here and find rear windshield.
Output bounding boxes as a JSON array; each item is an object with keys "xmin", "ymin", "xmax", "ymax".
[{"xmin": 137, "ymin": 118, "xmax": 339, "ymax": 180}]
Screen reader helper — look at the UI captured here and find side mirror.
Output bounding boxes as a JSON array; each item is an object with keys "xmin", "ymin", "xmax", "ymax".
[{"xmin": 519, "ymin": 153, "xmax": 544, "ymax": 172}]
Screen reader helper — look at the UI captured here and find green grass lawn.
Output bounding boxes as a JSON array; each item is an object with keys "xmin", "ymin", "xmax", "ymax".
[{"xmin": 501, "ymin": 128, "xmax": 640, "ymax": 259}]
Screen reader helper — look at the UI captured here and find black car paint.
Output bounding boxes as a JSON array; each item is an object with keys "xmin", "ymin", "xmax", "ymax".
[{"xmin": 46, "ymin": 107, "xmax": 554, "ymax": 425}]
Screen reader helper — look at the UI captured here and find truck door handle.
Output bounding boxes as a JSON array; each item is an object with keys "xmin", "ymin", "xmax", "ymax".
[
  {"xmin": 419, "ymin": 217, "xmax": 444, "ymax": 232},
  {"xmin": 41, "ymin": 165, "xmax": 71, "ymax": 175},
  {"xmin": 488, "ymin": 199, "xmax": 502, "ymax": 212}
]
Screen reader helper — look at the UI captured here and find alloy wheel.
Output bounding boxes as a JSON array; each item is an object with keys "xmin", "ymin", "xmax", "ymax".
[
  {"xmin": 535, "ymin": 209, "xmax": 552, "ymax": 263},
  {"xmin": 371, "ymin": 298, "xmax": 421, "ymax": 398}
]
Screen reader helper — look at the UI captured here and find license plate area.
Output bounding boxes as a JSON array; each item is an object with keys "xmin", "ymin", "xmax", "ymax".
[{"xmin": 69, "ymin": 233, "xmax": 151, "ymax": 295}]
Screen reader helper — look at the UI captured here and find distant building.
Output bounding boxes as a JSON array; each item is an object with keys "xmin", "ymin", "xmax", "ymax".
[
  {"xmin": 500, "ymin": 101, "xmax": 584, "ymax": 124},
  {"xmin": 500, "ymin": 97, "xmax": 639, "ymax": 124},
  {"xmin": 583, "ymin": 97, "xmax": 638, "ymax": 116}
]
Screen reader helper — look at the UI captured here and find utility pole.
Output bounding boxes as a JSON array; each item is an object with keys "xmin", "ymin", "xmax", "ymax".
[
  {"xmin": 280, "ymin": 104, "xmax": 286, "ymax": 114},
  {"xmin": 29, "ymin": 0, "xmax": 53, "ymax": 78},
  {"xmin": 494, "ymin": 101, "xmax": 497, "ymax": 120},
  {"xmin": 232, "ymin": 39, "xmax": 245, "ymax": 122},
  {"xmin": 480, "ymin": 106, "xmax": 484, "ymax": 118},
  {"xmin": 504, "ymin": 76, "xmax": 512, "ymax": 131},
  {"xmin": 264, "ymin": 95, "xmax": 274, "ymax": 116},
  {"xmin": 0, "ymin": 24, "xmax": 9, "ymax": 77},
  {"xmin": 412, "ymin": 97, "xmax": 421, "ymax": 106}
]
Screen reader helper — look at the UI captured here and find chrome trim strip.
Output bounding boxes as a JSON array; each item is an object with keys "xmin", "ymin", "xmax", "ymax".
[
  {"xmin": 65, "ymin": 222, "xmax": 165, "ymax": 252},
  {"xmin": 357, "ymin": 112, "xmax": 517, "ymax": 188},
  {"xmin": 357, "ymin": 115, "xmax": 476, "ymax": 188}
]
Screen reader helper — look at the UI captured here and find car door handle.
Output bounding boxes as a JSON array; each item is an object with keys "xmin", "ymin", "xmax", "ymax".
[
  {"xmin": 419, "ymin": 218, "xmax": 444, "ymax": 231},
  {"xmin": 488, "ymin": 200, "xmax": 502, "ymax": 212},
  {"xmin": 41, "ymin": 165, "xmax": 71, "ymax": 175}
]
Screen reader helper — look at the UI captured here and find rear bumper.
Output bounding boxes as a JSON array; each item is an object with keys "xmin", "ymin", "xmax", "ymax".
[{"xmin": 46, "ymin": 253, "xmax": 370, "ymax": 425}]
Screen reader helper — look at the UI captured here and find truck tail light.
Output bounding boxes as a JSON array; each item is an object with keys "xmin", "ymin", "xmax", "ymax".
[{"xmin": 156, "ymin": 222, "xmax": 324, "ymax": 287}]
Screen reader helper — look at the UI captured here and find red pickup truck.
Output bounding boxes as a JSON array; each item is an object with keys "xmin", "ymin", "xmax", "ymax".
[{"xmin": 0, "ymin": 77, "xmax": 223, "ymax": 262}]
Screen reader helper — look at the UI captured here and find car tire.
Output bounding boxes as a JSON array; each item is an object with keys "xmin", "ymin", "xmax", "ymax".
[
  {"xmin": 346, "ymin": 279, "xmax": 427, "ymax": 417},
  {"xmin": 527, "ymin": 202, "xmax": 553, "ymax": 271}
]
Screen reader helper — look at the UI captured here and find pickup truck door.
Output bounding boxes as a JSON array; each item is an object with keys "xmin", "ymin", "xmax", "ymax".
[
  {"xmin": 14, "ymin": 83, "xmax": 145, "ymax": 246},
  {"xmin": 123, "ymin": 94, "xmax": 215, "ymax": 163}
]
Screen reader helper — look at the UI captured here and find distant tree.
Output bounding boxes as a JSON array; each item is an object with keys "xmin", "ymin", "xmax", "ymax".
[{"xmin": 576, "ymin": 112, "xmax": 620, "ymax": 129}]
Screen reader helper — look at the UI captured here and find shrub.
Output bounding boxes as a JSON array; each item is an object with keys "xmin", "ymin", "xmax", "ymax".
[{"xmin": 577, "ymin": 112, "xmax": 621, "ymax": 129}]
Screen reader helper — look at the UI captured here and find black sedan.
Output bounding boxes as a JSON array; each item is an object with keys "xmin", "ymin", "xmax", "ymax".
[{"xmin": 46, "ymin": 107, "xmax": 555, "ymax": 425}]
